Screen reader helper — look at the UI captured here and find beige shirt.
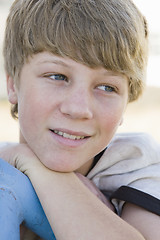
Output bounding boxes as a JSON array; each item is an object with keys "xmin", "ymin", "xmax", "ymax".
[{"xmin": 87, "ymin": 132, "xmax": 160, "ymax": 214}]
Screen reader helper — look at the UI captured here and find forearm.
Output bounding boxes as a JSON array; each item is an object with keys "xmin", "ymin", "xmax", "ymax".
[{"xmin": 28, "ymin": 167, "xmax": 144, "ymax": 240}]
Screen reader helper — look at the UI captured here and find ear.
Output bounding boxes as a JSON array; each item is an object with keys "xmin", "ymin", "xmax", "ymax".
[{"xmin": 6, "ymin": 75, "xmax": 18, "ymax": 104}]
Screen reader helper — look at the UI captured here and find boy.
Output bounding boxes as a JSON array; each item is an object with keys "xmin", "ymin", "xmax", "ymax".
[{"xmin": 1, "ymin": 0, "xmax": 160, "ymax": 239}]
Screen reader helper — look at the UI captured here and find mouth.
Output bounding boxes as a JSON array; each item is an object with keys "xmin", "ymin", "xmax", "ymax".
[{"xmin": 50, "ymin": 129, "xmax": 89, "ymax": 140}]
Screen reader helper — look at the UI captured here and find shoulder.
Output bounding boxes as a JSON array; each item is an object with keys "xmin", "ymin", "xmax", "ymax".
[{"xmin": 88, "ymin": 132, "xmax": 160, "ymax": 179}]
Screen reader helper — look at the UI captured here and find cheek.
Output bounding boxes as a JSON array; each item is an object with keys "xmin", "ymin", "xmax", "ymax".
[
  {"xmin": 18, "ymin": 91, "xmax": 49, "ymax": 135},
  {"xmin": 98, "ymin": 101, "xmax": 126, "ymax": 137},
  {"xmin": 19, "ymin": 86, "xmax": 50, "ymax": 117},
  {"xmin": 100, "ymin": 114, "xmax": 119, "ymax": 136},
  {"xmin": 101, "ymin": 103, "xmax": 125, "ymax": 125}
]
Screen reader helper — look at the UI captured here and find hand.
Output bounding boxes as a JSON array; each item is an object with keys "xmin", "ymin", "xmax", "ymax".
[
  {"xmin": 0, "ymin": 143, "xmax": 41, "ymax": 176},
  {"xmin": 0, "ymin": 142, "xmax": 19, "ymax": 166},
  {"xmin": 75, "ymin": 172, "xmax": 114, "ymax": 211}
]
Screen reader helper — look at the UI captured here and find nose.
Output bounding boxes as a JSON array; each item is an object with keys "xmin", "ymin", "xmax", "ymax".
[{"xmin": 60, "ymin": 87, "xmax": 93, "ymax": 120}]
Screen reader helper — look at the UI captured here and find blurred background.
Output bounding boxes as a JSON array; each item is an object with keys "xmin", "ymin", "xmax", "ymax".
[{"xmin": 0, "ymin": 0, "xmax": 160, "ymax": 143}]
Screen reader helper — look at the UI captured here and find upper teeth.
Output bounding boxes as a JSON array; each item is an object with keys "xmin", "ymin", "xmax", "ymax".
[{"xmin": 54, "ymin": 130, "xmax": 85, "ymax": 140}]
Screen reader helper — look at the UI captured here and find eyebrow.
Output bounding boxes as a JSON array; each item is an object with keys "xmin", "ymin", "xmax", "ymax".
[
  {"xmin": 102, "ymin": 70, "xmax": 122, "ymax": 77},
  {"xmin": 37, "ymin": 60, "xmax": 69, "ymax": 68},
  {"xmin": 101, "ymin": 71, "xmax": 126, "ymax": 84},
  {"xmin": 37, "ymin": 59, "xmax": 124, "ymax": 79}
]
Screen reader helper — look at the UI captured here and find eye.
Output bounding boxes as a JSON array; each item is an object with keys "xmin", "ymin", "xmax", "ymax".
[
  {"xmin": 97, "ymin": 85, "xmax": 116, "ymax": 93},
  {"xmin": 46, "ymin": 74, "xmax": 67, "ymax": 81}
]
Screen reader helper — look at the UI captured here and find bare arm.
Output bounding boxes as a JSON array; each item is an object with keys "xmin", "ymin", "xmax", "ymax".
[
  {"xmin": 121, "ymin": 203, "xmax": 160, "ymax": 240},
  {"xmin": 24, "ymin": 164, "xmax": 143, "ymax": 240},
  {"xmin": 75, "ymin": 172, "xmax": 114, "ymax": 211}
]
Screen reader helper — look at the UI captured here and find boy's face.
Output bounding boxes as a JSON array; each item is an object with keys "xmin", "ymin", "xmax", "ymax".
[{"xmin": 8, "ymin": 52, "xmax": 128, "ymax": 175}]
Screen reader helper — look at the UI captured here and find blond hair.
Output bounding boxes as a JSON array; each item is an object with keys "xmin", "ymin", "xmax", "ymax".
[{"xmin": 3, "ymin": 0, "xmax": 148, "ymax": 118}]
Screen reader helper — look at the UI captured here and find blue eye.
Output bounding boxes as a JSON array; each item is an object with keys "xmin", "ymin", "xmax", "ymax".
[
  {"xmin": 50, "ymin": 74, "xmax": 67, "ymax": 81},
  {"xmin": 44, "ymin": 73, "xmax": 67, "ymax": 81},
  {"xmin": 98, "ymin": 85, "xmax": 116, "ymax": 92}
]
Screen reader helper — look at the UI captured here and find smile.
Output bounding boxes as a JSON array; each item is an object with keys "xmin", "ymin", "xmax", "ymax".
[{"xmin": 53, "ymin": 130, "xmax": 86, "ymax": 140}]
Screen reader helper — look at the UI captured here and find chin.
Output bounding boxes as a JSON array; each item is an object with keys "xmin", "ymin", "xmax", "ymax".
[{"xmin": 42, "ymin": 160, "xmax": 77, "ymax": 173}]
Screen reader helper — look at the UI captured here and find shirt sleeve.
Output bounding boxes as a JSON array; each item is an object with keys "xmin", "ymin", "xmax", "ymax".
[
  {"xmin": 87, "ymin": 132, "xmax": 160, "ymax": 215},
  {"xmin": 110, "ymin": 186, "xmax": 160, "ymax": 216}
]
